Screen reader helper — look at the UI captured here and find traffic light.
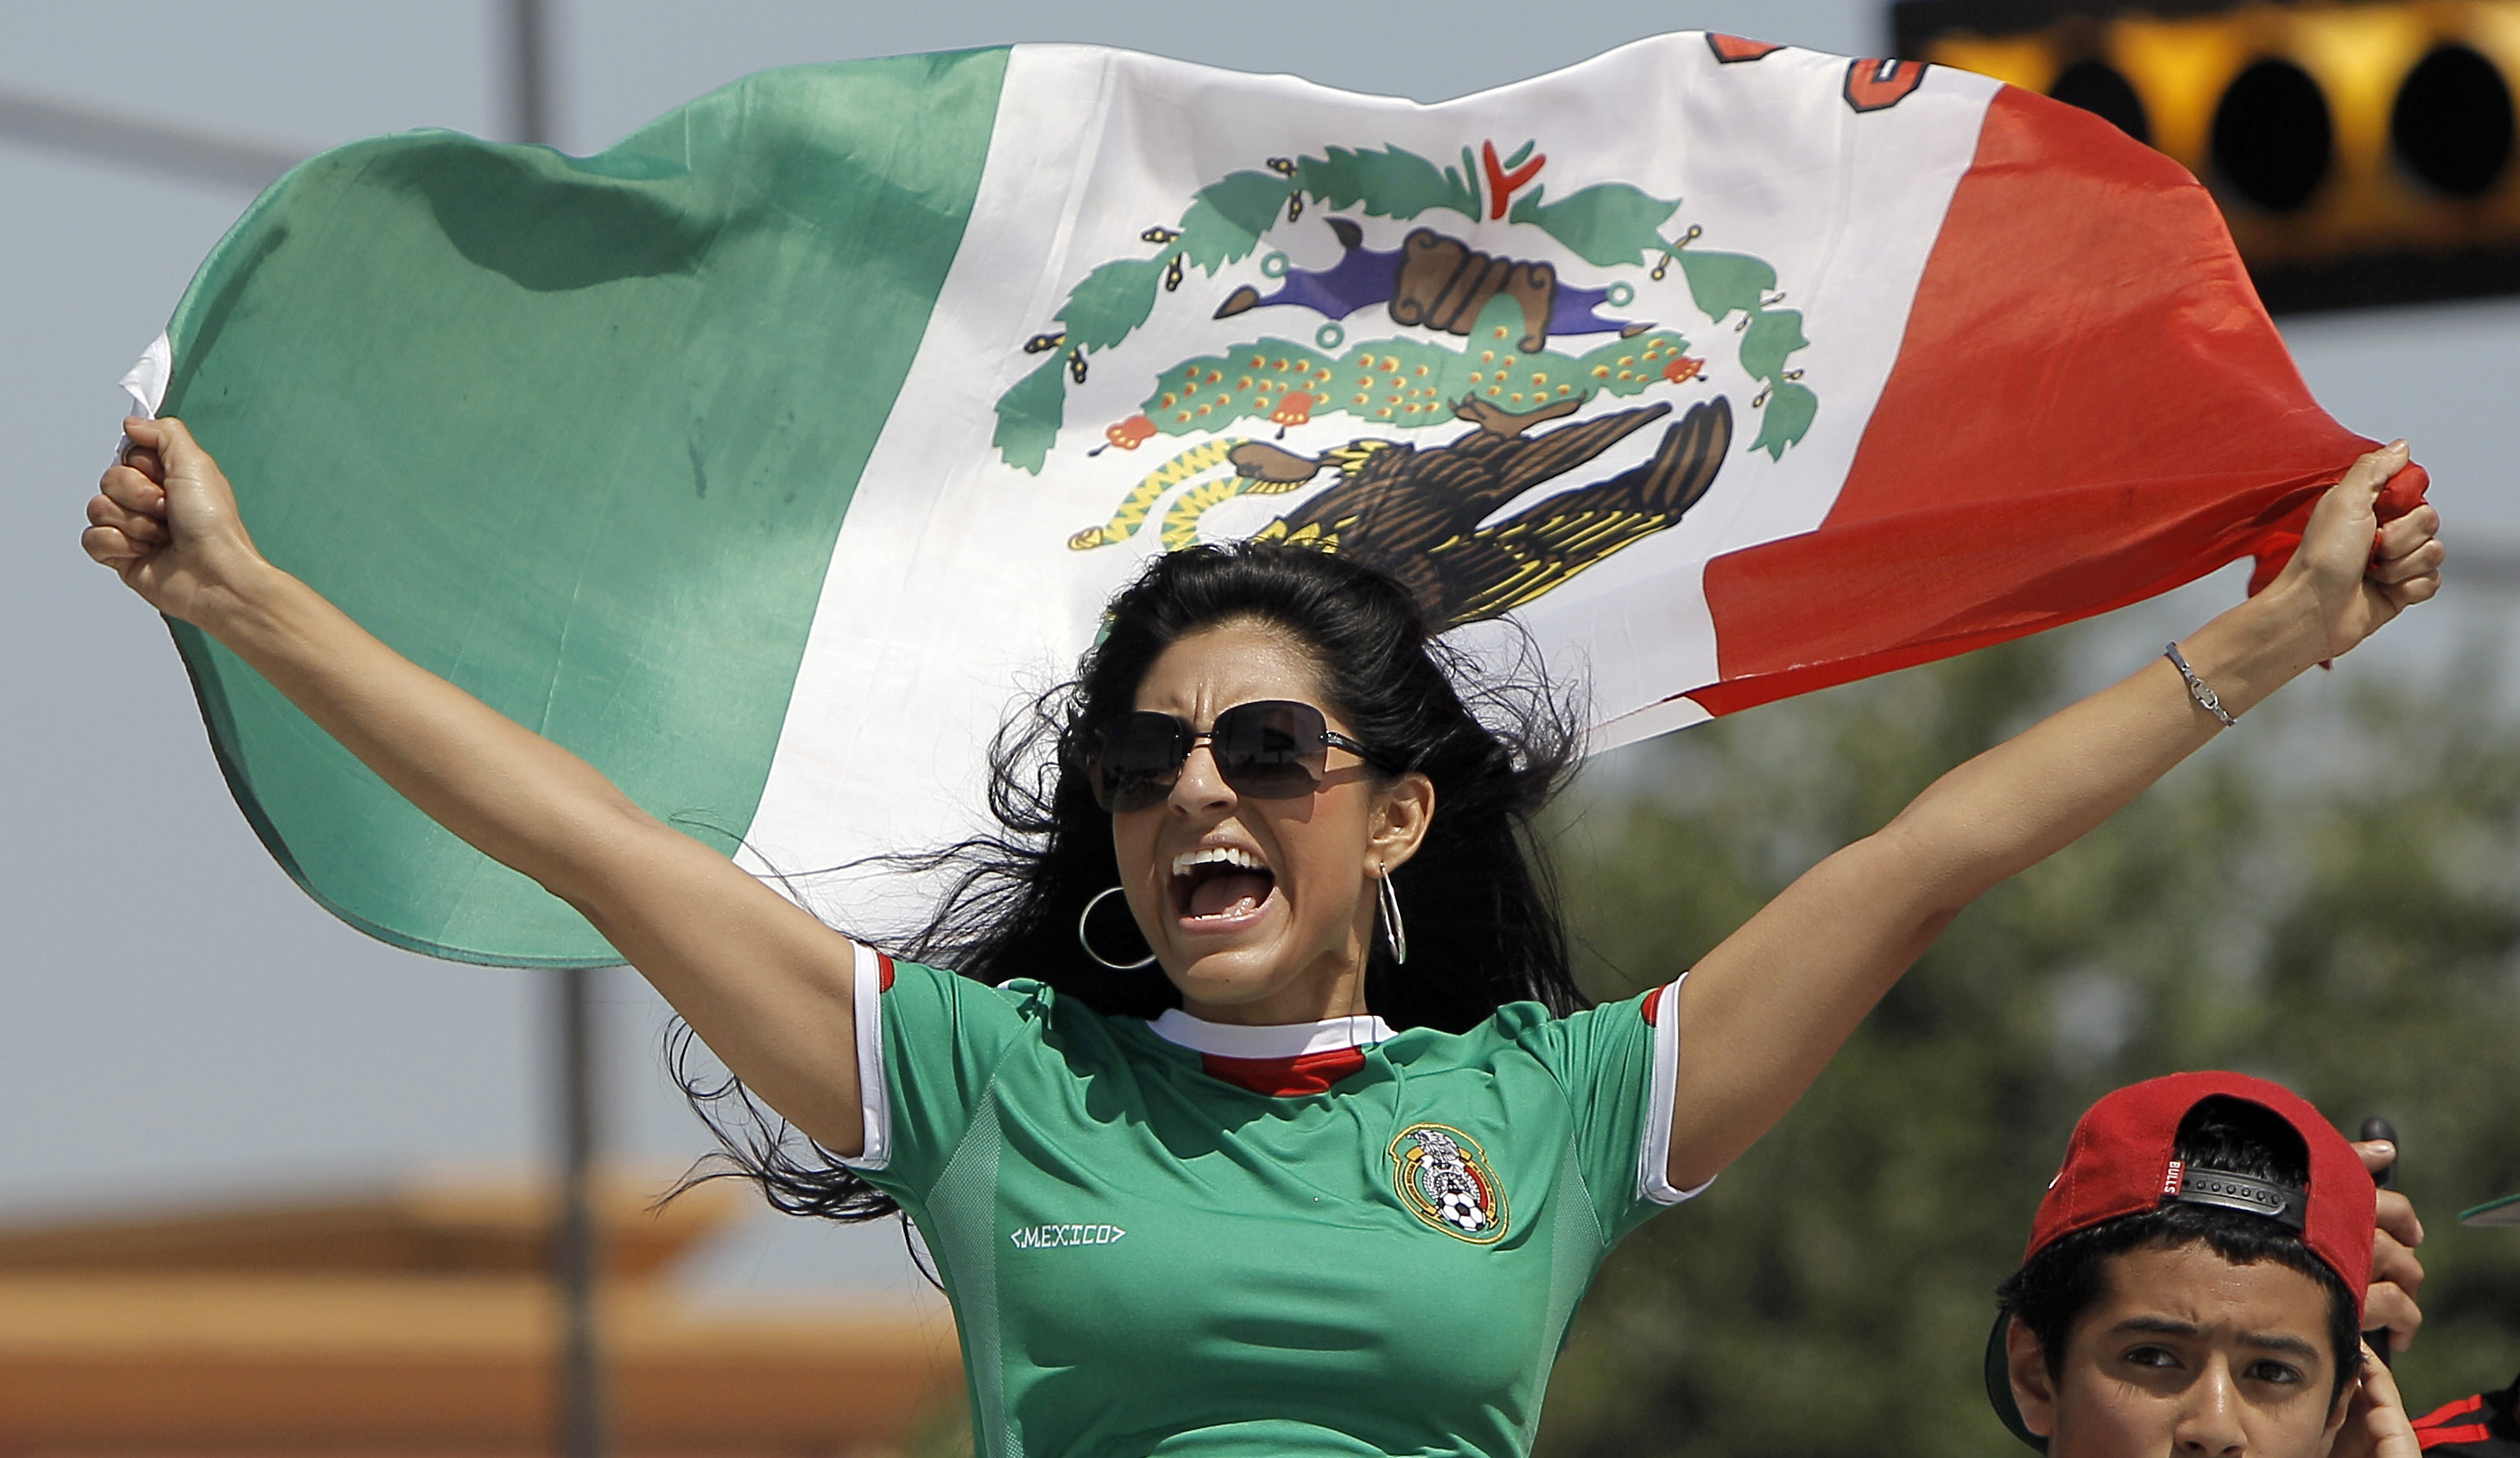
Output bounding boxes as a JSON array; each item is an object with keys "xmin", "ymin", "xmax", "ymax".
[{"xmin": 1892, "ymin": 0, "xmax": 2520, "ymax": 310}]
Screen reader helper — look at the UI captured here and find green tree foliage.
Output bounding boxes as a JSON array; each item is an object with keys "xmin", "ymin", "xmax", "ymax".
[{"xmin": 1537, "ymin": 629, "xmax": 2520, "ymax": 1458}]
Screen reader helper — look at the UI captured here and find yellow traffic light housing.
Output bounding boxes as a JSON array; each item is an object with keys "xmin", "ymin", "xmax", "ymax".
[{"xmin": 1894, "ymin": 0, "xmax": 2520, "ymax": 309}]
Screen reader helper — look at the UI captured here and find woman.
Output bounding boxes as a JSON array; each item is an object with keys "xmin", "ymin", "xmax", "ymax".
[{"xmin": 85, "ymin": 416, "xmax": 2440, "ymax": 1457}]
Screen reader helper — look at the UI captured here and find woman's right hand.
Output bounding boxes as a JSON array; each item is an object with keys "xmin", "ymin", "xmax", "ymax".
[
  {"xmin": 79, "ymin": 411, "xmax": 871, "ymax": 1154},
  {"xmin": 83, "ymin": 415, "xmax": 268, "ymax": 624}
]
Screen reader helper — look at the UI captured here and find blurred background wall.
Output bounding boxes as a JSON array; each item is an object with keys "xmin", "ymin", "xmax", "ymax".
[{"xmin": 3, "ymin": 3, "xmax": 2517, "ymax": 1455}]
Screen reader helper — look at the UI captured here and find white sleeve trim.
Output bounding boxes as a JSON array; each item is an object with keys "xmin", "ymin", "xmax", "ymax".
[
  {"xmin": 1637, "ymin": 972, "xmax": 1714, "ymax": 1207},
  {"xmin": 834, "ymin": 941, "xmax": 891, "ymax": 1171}
]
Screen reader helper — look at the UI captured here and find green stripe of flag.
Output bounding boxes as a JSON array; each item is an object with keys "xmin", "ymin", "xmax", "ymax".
[{"xmin": 161, "ymin": 48, "xmax": 1010, "ymax": 966}]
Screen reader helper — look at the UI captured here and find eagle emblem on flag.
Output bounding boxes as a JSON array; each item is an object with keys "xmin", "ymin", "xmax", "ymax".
[
  {"xmin": 1390, "ymin": 1123, "xmax": 1510, "ymax": 1242},
  {"xmin": 1004, "ymin": 136, "xmax": 1815, "ymax": 631}
]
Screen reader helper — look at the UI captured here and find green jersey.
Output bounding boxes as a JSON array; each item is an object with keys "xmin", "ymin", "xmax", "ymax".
[{"xmin": 839, "ymin": 944, "xmax": 1699, "ymax": 1458}]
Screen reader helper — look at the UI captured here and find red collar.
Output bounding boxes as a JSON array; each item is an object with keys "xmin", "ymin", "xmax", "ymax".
[{"xmin": 1147, "ymin": 1009, "xmax": 1394, "ymax": 1097}]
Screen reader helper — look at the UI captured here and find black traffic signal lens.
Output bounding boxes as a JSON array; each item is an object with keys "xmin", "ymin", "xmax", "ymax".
[
  {"xmin": 2212, "ymin": 59, "xmax": 2333, "ymax": 212},
  {"xmin": 2391, "ymin": 44, "xmax": 2515, "ymax": 198},
  {"xmin": 2050, "ymin": 60, "xmax": 2151, "ymax": 144}
]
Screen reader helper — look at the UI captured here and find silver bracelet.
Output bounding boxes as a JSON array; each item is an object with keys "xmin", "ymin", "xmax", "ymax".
[{"xmin": 2164, "ymin": 642, "xmax": 2238, "ymax": 729}]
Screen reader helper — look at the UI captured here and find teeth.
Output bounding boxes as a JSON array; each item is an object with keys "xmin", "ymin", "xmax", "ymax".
[{"xmin": 1171, "ymin": 846, "xmax": 1266, "ymax": 876}]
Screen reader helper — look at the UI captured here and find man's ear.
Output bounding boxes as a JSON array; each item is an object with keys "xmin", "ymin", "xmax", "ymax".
[
  {"xmin": 1370, "ymin": 770, "xmax": 1435, "ymax": 871},
  {"xmin": 2006, "ymin": 1315, "xmax": 2061, "ymax": 1441},
  {"xmin": 2321, "ymin": 1348, "xmax": 2365, "ymax": 1448}
]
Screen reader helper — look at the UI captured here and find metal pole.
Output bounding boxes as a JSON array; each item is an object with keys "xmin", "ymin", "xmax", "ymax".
[
  {"xmin": 552, "ymin": 964, "xmax": 606, "ymax": 1458},
  {"xmin": 506, "ymin": 8, "xmax": 600, "ymax": 1455},
  {"xmin": 0, "ymin": 89, "xmax": 301, "ymax": 190},
  {"xmin": 510, "ymin": 0, "xmax": 553, "ymax": 149}
]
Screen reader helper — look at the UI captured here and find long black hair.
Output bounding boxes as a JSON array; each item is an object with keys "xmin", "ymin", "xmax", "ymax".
[{"xmin": 674, "ymin": 542, "xmax": 1586, "ymax": 1222}]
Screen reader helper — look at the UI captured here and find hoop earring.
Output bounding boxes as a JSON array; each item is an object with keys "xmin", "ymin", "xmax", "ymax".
[
  {"xmin": 1078, "ymin": 885, "xmax": 1157, "ymax": 972},
  {"xmin": 1377, "ymin": 872, "xmax": 1408, "ymax": 965}
]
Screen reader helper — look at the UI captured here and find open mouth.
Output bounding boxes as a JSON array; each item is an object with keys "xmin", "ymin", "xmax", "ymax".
[{"xmin": 1170, "ymin": 845, "xmax": 1277, "ymax": 925}]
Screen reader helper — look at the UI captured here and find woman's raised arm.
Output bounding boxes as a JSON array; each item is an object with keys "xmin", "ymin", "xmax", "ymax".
[
  {"xmin": 85, "ymin": 417, "xmax": 867, "ymax": 1155},
  {"xmin": 1665, "ymin": 441, "xmax": 2443, "ymax": 1190}
]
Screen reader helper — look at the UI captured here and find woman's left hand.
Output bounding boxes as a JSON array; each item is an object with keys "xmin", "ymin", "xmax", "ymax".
[{"xmin": 2266, "ymin": 441, "xmax": 2443, "ymax": 662}]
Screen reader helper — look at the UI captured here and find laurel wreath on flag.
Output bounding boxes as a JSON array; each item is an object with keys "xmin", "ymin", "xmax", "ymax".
[{"xmin": 993, "ymin": 143, "xmax": 1818, "ymax": 472}]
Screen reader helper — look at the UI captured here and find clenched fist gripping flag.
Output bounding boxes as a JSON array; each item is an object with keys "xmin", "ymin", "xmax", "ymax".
[{"xmin": 133, "ymin": 36, "xmax": 2401, "ymax": 966}]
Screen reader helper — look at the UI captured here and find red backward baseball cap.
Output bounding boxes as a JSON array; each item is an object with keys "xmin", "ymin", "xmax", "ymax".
[
  {"xmin": 1986, "ymin": 1073, "xmax": 2376, "ymax": 1451},
  {"xmin": 2023, "ymin": 1070, "xmax": 2373, "ymax": 1317}
]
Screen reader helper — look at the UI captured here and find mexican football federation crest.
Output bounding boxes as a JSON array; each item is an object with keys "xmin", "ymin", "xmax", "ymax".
[{"xmin": 1390, "ymin": 1123, "xmax": 1509, "ymax": 1243}]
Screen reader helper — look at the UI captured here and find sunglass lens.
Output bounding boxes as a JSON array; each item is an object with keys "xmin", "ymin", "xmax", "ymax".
[
  {"xmin": 1093, "ymin": 713, "xmax": 1186, "ymax": 812},
  {"xmin": 1213, "ymin": 700, "xmax": 1328, "ymax": 799}
]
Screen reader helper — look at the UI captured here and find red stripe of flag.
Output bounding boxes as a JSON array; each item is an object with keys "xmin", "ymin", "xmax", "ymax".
[{"xmin": 1692, "ymin": 85, "xmax": 2422, "ymax": 719}]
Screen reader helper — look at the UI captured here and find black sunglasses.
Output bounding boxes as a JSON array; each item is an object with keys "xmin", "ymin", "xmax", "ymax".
[{"xmin": 1088, "ymin": 700, "xmax": 1387, "ymax": 813}]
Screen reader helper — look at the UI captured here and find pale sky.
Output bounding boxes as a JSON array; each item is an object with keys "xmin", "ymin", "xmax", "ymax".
[{"xmin": 4, "ymin": 0, "xmax": 2515, "ymax": 1296}]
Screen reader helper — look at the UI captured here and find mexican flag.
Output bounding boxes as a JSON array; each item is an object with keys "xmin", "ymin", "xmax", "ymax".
[{"xmin": 129, "ymin": 35, "xmax": 2409, "ymax": 967}]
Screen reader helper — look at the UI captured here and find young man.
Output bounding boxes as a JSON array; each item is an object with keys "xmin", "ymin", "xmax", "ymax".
[{"xmin": 1985, "ymin": 1072, "xmax": 2429, "ymax": 1458}]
